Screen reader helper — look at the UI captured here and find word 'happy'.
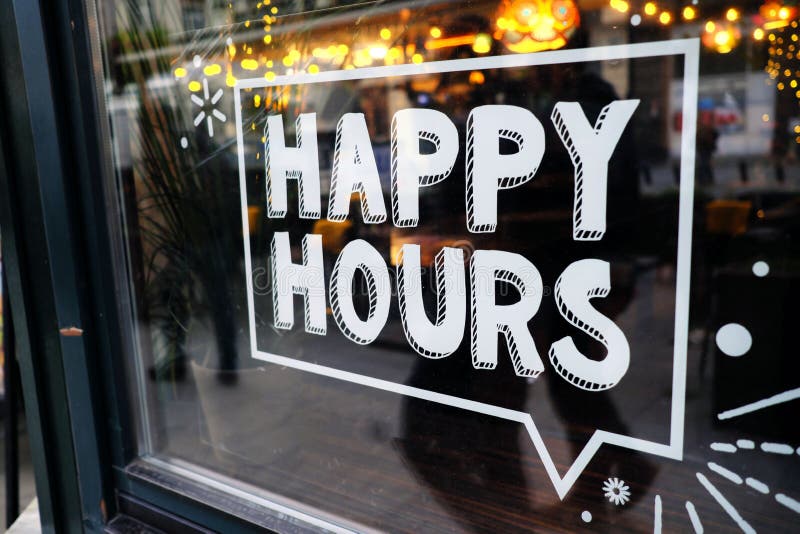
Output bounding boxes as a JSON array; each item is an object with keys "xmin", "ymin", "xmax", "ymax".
[{"xmin": 264, "ymin": 101, "xmax": 639, "ymax": 391}]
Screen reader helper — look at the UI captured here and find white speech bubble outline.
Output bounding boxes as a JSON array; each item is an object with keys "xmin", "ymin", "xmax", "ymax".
[{"xmin": 234, "ymin": 38, "xmax": 699, "ymax": 500}]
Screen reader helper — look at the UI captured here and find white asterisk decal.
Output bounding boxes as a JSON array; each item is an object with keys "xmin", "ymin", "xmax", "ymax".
[
  {"xmin": 603, "ymin": 477, "xmax": 631, "ymax": 506},
  {"xmin": 191, "ymin": 78, "xmax": 226, "ymax": 137}
]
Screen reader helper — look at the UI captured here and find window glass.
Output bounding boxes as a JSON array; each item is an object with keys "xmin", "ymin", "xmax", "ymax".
[{"xmin": 99, "ymin": 0, "xmax": 800, "ymax": 530}]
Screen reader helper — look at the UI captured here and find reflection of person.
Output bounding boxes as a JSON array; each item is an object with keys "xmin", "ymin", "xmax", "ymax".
[
  {"xmin": 393, "ymin": 15, "xmax": 656, "ymax": 530},
  {"xmin": 696, "ymin": 122, "xmax": 719, "ymax": 186}
]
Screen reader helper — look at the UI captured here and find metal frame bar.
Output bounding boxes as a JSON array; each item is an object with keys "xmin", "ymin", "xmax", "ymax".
[
  {"xmin": 0, "ymin": 0, "xmax": 328, "ymax": 530},
  {"xmin": 3, "ymin": 272, "xmax": 20, "ymax": 527},
  {"xmin": 0, "ymin": 0, "xmax": 115, "ymax": 531}
]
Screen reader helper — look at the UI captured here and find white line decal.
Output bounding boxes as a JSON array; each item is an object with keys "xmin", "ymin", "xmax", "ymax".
[
  {"xmin": 235, "ymin": 39, "xmax": 700, "ymax": 499},
  {"xmin": 708, "ymin": 462, "xmax": 743, "ymax": 485},
  {"xmin": 761, "ymin": 442, "xmax": 795, "ymax": 455},
  {"xmin": 653, "ymin": 495, "xmax": 663, "ymax": 534},
  {"xmin": 717, "ymin": 387, "xmax": 800, "ymax": 420},
  {"xmin": 696, "ymin": 473, "xmax": 756, "ymax": 534},
  {"xmin": 711, "ymin": 442, "xmax": 737, "ymax": 453},
  {"xmin": 686, "ymin": 501, "xmax": 703, "ymax": 533},
  {"xmin": 745, "ymin": 478, "xmax": 769, "ymax": 495},
  {"xmin": 776, "ymin": 493, "xmax": 800, "ymax": 514}
]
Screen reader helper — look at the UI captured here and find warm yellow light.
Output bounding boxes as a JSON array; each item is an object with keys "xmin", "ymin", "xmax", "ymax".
[
  {"xmin": 308, "ymin": 64, "xmax": 320, "ymax": 74},
  {"xmin": 241, "ymin": 58, "xmax": 259, "ymax": 70},
  {"xmin": 263, "ymin": 34, "xmax": 272, "ymax": 44},
  {"xmin": 644, "ymin": 2, "xmax": 657, "ymax": 16},
  {"xmin": 705, "ymin": 20, "xmax": 716, "ymax": 33},
  {"xmin": 659, "ymin": 11, "xmax": 672, "ymax": 25},
  {"xmin": 270, "ymin": 6, "xmax": 278, "ymax": 14},
  {"xmin": 791, "ymin": 79, "xmax": 798, "ymax": 87},
  {"xmin": 762, "ymin": 114, "xmax": 770, "ymax": 121},
  {"xmin": 610, "ymin": 0, "xmax": 629, "ymax": 13},
  {"xmin": 425, "ymin": 35, "xmax": 475, "ymax": 50},
  {"xmin": 203, "ymin": 63, "xmax": 222, "ymax": 76},
  {"xmin": 778, "ymin": 82, "xmax": 785, "ymax": 89},
  {"xmin": 338, "ymin": 44, "xmax": 349, "ymax": 54},
  {"xmin": 188, "ymin": 80, "xmax": 202, "ymax": 92},
  {"xmin": 794, "ymin": 125, "xmax": 800, "ymax": 133},
  {"xmin": 779, "ymin": 7, "xmax": 791, "ymax": 20},
  {"xmin": 497, "ymin": 17, "xmax": 508, "ymax": 29},
  {"xmin": 226, "ymin": 71, "xmax": 237, "ymax": 87},
  {"xmin": 266, "ymin": 60, "xmax": 273, "ymax": 67},
  {"xmin": 682, "ymin": 6, "xmax": 696, "ymax": 20},
  {"xmin": 754, "ymin": 28, "xmax": 765, "ymax": 40},
  {"xmin": 469, "ymin": 70, "xmax": 485, "ymax": 84},
  {"xmin": 289, "ymin": 50, "xmax": 301, "ymax": 60},
  {"xmin": 369, "ymin": 45, "xmax": 388, "ymax": 59},
  {"xmin": 353, "ymin": 50, "xmax": 373, "ymax": 67},
  {"xmin": 472, "ymin": 33, "xmax": 492, "ymax": 54},
  {"xmin": 430, "ymin": 26, "xmax": 442, "ymax": 38},
  {"xmin": 715, "ymin": 30, "xmax": 731, "ymax": 46},
  {"xmin": 786, "ymin": 68, "xmax": 792, "ymax": 76},
  {"xmin": 282, "ymin": 56, "xmax": 293, "ymax": 67},
  {"xmin": 380, "ymin": 28, "xmax": 392, "ymax": 40},
  {"xmin": 412, "ymin": 53, "xmax": 424, "ymax": 64},
  {"xmin": 254, "ymin": 94, "xmax": 261, "ymax": 107},
  {"xmin": 174, "ymin": 67, "xmax": 188, "ymax": 79},
  {"xmin": 265, "ymin": 71, "xmax": 276, "ymax": 81},
  {"xmin": 725, "ymin": 8, "xmax": 739, "ymax": 21}
]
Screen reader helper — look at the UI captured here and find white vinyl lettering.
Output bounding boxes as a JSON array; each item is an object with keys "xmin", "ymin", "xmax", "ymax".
[
  {"xmin": 550, "ymin": 100, "xmax": 639, "ymax": 240},
  {"xmin": 396, "ymin": 245, "xmax": 467, "ymax": 358},
  {"xmin": 270, "ymin": 232, "xmax": 327, "ymax": 335},
  {"xmin": 264, "ymin": 113, "xmax": 322, "ymax": 219},
  {"xmin": 391, "ymin": 108, "xmax": 459, "ymax": 227},
  {"xmin": 466, "ymin": 105, "xmax": 545, "ymax": 233},
  {"xmin": 470, "ymin": 250, "xmax": 544, "ymax": 377},
  {"xmin": 330, "ymin": 239, "xmax": 391, "ymax": 344},
  {"xmin": 327, "ymin": 113, "xmax": 387, "ymax": 224},
  {"xmin": 548, "ymin": 259, "xmax": 631, "ymax": 390}
]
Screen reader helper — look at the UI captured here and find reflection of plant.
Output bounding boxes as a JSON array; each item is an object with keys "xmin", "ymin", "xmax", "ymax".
[{"xmin": 116, "ymin": 22, "xmax": 242, "ymax": 380}]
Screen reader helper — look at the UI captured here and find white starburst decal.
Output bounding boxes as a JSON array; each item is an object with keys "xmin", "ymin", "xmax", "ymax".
[
  {"xmin": 603, "ymin": 477, "xmax": 631, "ymax": 506},
  {"xmin": 191, "ymin": 78, "xmax": 226, "ymax": 137}
]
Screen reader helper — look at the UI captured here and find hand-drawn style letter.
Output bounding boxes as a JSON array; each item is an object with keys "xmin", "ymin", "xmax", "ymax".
[
  {"xmin": 327, "ymin": 113, "xmax": 387, "ymax": 223},
  {"xmin": 391, "ymin": 108, "xmax": 459, "ymax": 227},
  {"xmin": 270, "ymin": 232, "xmax": 327, "ymax": 335},
  {"xmin": 264, "ymin": 113, "xmax": 321, "ymax": 219},
  {"xmin": 396, "ymin": 245, "xmax": 466, "ymax": 358},
  {"xmin": 330, "ymin": 239, "xmax": 391, "ymax": 344},
  {"xmin": 551, "ymin": 100, "xmax": 639, "ymax": 240},
  {"xmin": 466, "ymin": 105, "xmax": 545, "ymax": 233},
  {"xmin": 548, "ymin": 259, "xmax": 630, "ymax": 390},
  {"xmin": 470, "ymin": 250, "xmax": 544, "ymax": 377}
]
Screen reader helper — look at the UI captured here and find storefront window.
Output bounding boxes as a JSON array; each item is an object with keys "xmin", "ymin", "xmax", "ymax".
[{"xmin": 98, "ymin": 0, "xmax": 800, "ymax": 530}]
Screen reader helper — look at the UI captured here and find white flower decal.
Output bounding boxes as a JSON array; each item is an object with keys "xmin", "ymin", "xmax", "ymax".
[
  {"xmin": 191, "ymin": 78, "xmax": 226, "ymax": 137},
  {"xmin": 603, "ymin": 477, "xmax": 631, "ymax": 506}
]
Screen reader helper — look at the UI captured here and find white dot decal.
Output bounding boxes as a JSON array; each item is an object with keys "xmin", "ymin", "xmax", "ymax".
[
  {"xmin": 752, "ymin": 261, "xmax": 769, "ymax": 277},
  {"xmin": 630, "ymin": 14, "xmax": 641, "ymax": 26},
  {"xmin": 716, "ymin": 323, "xmax": 752, "ymax": 357},
  {"xmin": 581, "ymin": 510, "xmax": 592, "ymax": 523},
  {"xmin": 180, "ymin": 137, "xmax": 188, "ymax": 149}
]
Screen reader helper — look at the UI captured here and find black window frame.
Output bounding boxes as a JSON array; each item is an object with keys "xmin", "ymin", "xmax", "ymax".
[{"xmin": 0, "ymin": 0, "xmax": 340, "ymax": 531}]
